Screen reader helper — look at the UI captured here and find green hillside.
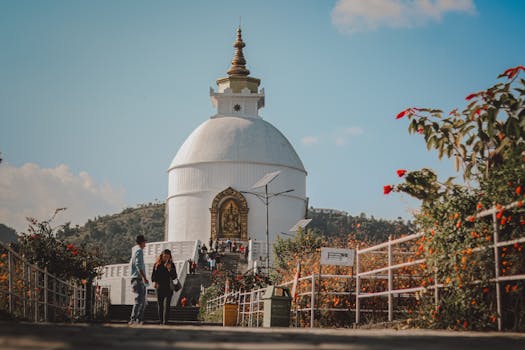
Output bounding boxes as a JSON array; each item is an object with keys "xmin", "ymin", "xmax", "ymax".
[
  {"xmin": 58, "ymin": 203, "xmax": 165, "ymax": 264},
  {"xmin": 56, "ymin": 203, "xmax": 412, "ymax": 265},
  {"xmin": 0, "ymin": 223, "xmax": 18, "ymax": 244}
]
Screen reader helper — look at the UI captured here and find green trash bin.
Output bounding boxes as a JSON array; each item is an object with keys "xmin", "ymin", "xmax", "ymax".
[{"xmin": 263, "ymin": 286, "xmax": 292, "ymax": 327}]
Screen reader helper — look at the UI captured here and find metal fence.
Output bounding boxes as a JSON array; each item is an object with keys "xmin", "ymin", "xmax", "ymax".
[
  {"xmin": 355, "ymin": 201, "xmax": 525, "ymax": 330},
  {"xmin": 0, "ymin": 241, "xmax": 86, "ymax": 322},
  {"xmin": 205, "ymin": 274, "xmax": 355, "ymax": 328}
]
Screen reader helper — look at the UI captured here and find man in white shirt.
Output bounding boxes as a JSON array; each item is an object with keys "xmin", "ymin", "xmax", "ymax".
[{"xmin": 129, "ymin": 234, "xmax": 148, "ymax": 325}]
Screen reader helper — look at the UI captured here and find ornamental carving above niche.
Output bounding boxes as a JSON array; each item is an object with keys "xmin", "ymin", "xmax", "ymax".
[{"xmin": 210, "ymin": 187, "xmax": 248, "ymax": 241}]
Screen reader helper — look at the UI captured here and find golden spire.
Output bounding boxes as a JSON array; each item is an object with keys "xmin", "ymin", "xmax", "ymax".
[{"xmin": 227, "ymin": 26, "xmax": 250, "ymax": 77}]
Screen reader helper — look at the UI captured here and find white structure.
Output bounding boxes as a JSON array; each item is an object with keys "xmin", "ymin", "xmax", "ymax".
[
  {"xmin": 167, "ymin": 27, "xmax": 308, "ymax": 256},
  {"xmin": 96, "ymin": 240, "xmax": 199, "ymax": 306}
]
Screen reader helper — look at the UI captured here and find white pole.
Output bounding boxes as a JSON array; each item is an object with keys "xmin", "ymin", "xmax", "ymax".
[
  {"xmin": 310, "ymin": 274, "xmax": 315, "ymax": 328},
  {"xmin": 388, "ymin": 235, "xmax": 393, "ymax": 322},
  {"xmin": 44, "ymin": 268, "xmax": 48, "ymax": 322},
  {"xmin": 492, "ymin": 208, "xmax": 502, "ymax": 331},
  {"xmin": 355, "ymin": 247, "xmax": 360, "ymax": 324},
  {"xmin": 7, "ymin": 251, "xmax": 13, "ymax": 315}
]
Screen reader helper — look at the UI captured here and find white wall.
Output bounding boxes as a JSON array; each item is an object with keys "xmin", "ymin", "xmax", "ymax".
[{"xmin": 167, "ymin": 162, "xmax": 307, "ymax": 247}]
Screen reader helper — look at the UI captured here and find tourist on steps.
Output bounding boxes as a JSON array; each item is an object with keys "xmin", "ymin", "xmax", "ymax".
[
  {"xmin": 151, "ymin": 249, "xmax": 178, "ymax": 325},
  {"xmin": 129, "ymin": 234, "xmax": 148, "ymax": 325}
]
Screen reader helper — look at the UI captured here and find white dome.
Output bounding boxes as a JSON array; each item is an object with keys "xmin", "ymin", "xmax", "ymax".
[{"xmin": 169, "ymin": 116, "xmax": 306, "ymax": 173}]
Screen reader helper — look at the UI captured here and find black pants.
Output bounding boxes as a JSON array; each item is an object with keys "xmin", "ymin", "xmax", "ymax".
[{"xmin": 157, "ymin": 293, "xmax": 172, "ymax": 324}]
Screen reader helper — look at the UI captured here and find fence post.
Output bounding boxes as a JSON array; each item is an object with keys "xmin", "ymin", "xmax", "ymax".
[
  {"xmin": 434, "ymin": 269, "xmax": 439, "ymax": 306},
  {"xmin": 388, "ymin": 235, "xmax": 393, "ymax": 322},
  {"xmin": 7, "ymin": 251, "xmax": 13, "ymax": 315},
  {"xmin": 34, "ymin": 268, "xmax": 38, "ymax": 322},
  {"xmin": 355, "ymin": 247, "xmax": 360, "ymax": 324},
  {"xmin": 256, "ymin": 289, "xmax": 260, "ymax": 327},
  {"xmin": 44, "ymin": 268, "xmax": 48, "ymax": 322},
  {"xmin": 310, "ymin": 274, "xmax": 315, "ymax": 328},
  {"xmin": 492, "ymin": 207, "xmax": 502, "ymax": 331}
]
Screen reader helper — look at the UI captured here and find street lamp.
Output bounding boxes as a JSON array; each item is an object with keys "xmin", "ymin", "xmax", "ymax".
[{"xmin": 242, "ymin": 171, "xmax": 294, "ymax": 276}]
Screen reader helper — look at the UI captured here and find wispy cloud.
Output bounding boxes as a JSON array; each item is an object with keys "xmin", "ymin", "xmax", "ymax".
[
  {"xmin": 302, "ymin": 126, "xmax": 363, "ymax": 147},
  {"xmin": 0, "ymin": 163, "xmax": 126, "ymax": 233},
  {"xmin": 301, "ymin": 136, "xmax": 320, "ymax": 146},
  {"xmin": 331, "ymin": 0, "xmax": 476, "ymax": 34},
  {"xmin": 344, "ymin": 126, "xmax": 364, "ymax": 136}
]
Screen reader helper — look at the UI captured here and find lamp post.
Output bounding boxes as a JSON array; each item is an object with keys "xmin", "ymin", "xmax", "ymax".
[{"xmin": 242, "ymin": 171, "xmax": 294, "ymax": 276}]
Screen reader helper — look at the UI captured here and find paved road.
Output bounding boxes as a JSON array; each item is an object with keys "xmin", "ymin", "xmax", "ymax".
[{"xmin": 1, "ymin": 321, "xmax": 525, "ymax": 350}]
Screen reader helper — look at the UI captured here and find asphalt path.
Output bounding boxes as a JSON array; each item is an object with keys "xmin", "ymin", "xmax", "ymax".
[{"xmin": 1, "ymin": 321, "xmax": 525, "ymax": 350}]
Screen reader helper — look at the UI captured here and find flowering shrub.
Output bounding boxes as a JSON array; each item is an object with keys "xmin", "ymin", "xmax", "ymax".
[
  {"xmin": 14, "ymin": 211, "xmax": 104, "ymax": 282},
  {"xmin": 390, "ymin": 66, "xmax": 525, "ymax": 330}
]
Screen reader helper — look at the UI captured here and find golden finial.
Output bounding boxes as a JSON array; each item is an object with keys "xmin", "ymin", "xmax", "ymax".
[{"xmin": 227, "ymin": 26, "xmax": 250, "ymax": 77}]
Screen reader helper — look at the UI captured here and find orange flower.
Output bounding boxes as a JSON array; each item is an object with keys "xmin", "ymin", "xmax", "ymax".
[
  {"xmin": 456, "ymin": 220, "xmax": 462, "ymax": 228},
  {"xmin": 517, "ymin": 186, "xmax": 522, "ymax": 196},
  {"xmin": 468, "ymin": 216, "xmax": 475, "ymax": 222},
  {"xmin": 500, "ymin": 217, "xmax": 507, "ymax": 225},
  {"xmin": 496, "ymin": 210, "xmax": 504, "ymax": 219},
  {"xmin": 476, "ymin": 202, "xmax": 483, "ymax": 210},
  {"xmin": 463, "ymin": 321, "xmax": 468, "ymax": 329}
]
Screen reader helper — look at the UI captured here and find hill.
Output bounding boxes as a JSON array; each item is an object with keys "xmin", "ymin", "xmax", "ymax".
[
  {"xmin": 57, "ymin": 203, "xmax": 412, "ymax": 264},
  {"xmin": 58, "ymin": 203, "xmax": 165, "ymax": 264},
  {"xmin": 0, "ymin": 223, "xmax": 18, "ymax": 244}
]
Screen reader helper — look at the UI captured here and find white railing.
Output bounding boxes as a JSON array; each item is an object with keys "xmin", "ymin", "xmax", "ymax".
[
  {"xmin": 355, "ymin": 201, "xmax": 525, "ymax": 331},
  {"xmin": 0, "ymin": 241, "xmax": 86, "ymax": 322},
  {"xmin": 355, "ymin": 233, "xmax": 427, "ymax": 324},
  {"xmin": 205, "ymin": 274, "xmax": 355, "ymax": 328}
]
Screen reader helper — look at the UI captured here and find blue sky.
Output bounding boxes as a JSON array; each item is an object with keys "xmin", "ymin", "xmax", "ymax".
[{"xmin": 1, "ymin": 0, "xmax": 525, "ymax": 232}]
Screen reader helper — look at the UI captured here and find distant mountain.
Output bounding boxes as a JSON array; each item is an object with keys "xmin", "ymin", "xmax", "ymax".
[
  {"xmin": 58, "ymin": 203, "xmax": 412, "ymax": 265},
  {"xmin": 57, "ymin": 203, "xmax": 165, "ymax": 264},
  {"xmin": 0, "ymin": 223, "xmax": 18, "ymax": 244}
]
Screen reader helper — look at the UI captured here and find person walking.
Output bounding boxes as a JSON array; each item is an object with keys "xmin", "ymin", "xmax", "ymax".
[
  {"xmin": 129, "ymin": 234, "xmax": 148, "ymax": 325},
  {"xmin": 151, "ymin": 249, "xmax": 177, "ymax": 325}
]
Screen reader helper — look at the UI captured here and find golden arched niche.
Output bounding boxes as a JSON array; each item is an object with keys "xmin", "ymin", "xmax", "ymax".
[{"xmin": 210, "ymin": 187, "xmax": 248, "ymax": 241}]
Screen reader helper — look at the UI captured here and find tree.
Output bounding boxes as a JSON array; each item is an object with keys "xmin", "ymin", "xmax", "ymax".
[{"xmin": 389, "ymin": 66, "xmax": 525, "ymax": 330}]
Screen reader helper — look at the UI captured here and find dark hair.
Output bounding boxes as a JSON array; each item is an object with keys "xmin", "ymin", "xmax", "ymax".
[{"xmin": 136, "ymin": 235, "xmax": 146, "ymax": 244}]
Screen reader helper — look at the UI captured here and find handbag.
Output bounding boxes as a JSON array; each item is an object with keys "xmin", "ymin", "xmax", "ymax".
[{"xmin": 170, "ymin": 278, "xmax": 182, "ymax": 292}]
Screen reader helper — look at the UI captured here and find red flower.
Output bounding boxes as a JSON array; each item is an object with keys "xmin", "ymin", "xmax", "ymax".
[
  {"xmin": 417, "ymin": 127, "xmax": 424, "ymax": 134},
  {"xmin": 395, "ymin": 108, "xmax": 419, "ymax": 119},
  {"xmin": 500, "ymin": 217, "xmax": 507, "ymax": 226},
  {"xmin": 468, "ymin": 216, "xmax": 475, "ymax": 223},
  {"xmin": 516, "ymin": 186, "xmax": 522, "ymax": 196},
  {"xmin": 463, "ymin": 321, "xmax": 468, "ymax": 329},
  {"xmin": 501, "ymin": 65, "xmax": 525, "ymax": 79},
  {"xmin": 67, "ymin": 244, "xmax": 75, "ymax": 251},
  {"xmin": 449, "ymin": 108, "xmax": 458, "ymax": 115},
  {"xmin": 396, "ymin": 169, "xmax": 407, "ymax": 177},
  {"xmin": 465, "ymin": 92, "xmax": 480, "ymax": 101},
  {"xmin": 383, "ymin": 185, "xmax": 393, "ymax": 195},
  {"xmin": 456, "ymin": 220, "xmax": 462, "ymax": 228},
  {"xmin": 72, "ymin": 250, "xmax": 78, "ymax": 256},
  {"xmin": 496, "ymin": 210, "xmax": 504, "ymax": 219},
  {"xmin": 396, "ymin": 109, "xmax": 410, "ymax": 119}
]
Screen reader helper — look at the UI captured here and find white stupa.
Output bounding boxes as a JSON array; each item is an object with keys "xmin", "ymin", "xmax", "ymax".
[{"xmin": 166, "ymin": 27, "xmax": 308, "ymax": 256}]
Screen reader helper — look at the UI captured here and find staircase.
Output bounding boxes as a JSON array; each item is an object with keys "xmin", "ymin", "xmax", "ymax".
[
  {"xmin": 221, "ymin": 251, "xmax": 249, "ymax": 275},
  {"xmin": 109, "ymin": 270, "xmax": 215, "ymax": 324},
  {"xmin": 109, "ymin": 303, "xmax": 201, "ymax": 324}
]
